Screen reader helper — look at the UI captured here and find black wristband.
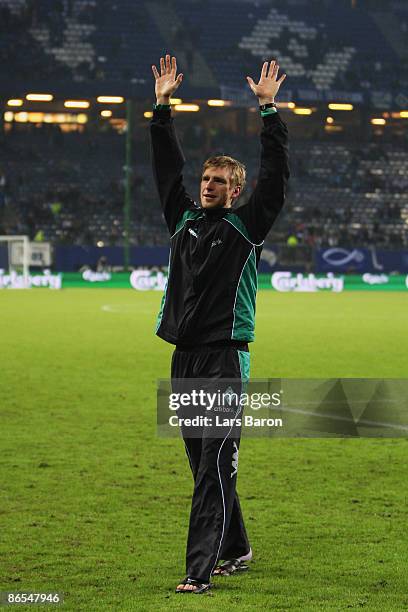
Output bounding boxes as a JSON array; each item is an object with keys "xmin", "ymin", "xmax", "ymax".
[{"xmin": 259, "ymin": 102, "xmax": 277, "ymax": 112}]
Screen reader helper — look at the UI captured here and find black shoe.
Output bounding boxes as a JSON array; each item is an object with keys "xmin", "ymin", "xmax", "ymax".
[
  {"xmin": 175, "ymin": 577, "xmax": 212, "ymax": 594},
  {"xmin": 212, "ymin": 558, "xmax": 250, "ymax": 576}
]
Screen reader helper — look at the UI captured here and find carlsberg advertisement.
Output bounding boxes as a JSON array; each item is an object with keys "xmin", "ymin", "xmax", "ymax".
[{"xmin": 1, "ymin": 268, "xmax": 407, "ymax": 291}]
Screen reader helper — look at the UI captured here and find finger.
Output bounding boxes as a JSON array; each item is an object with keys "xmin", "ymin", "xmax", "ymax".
[
  {"xmin": 160, "ymin": 57, "xmax": 165, "ymax": 75},
  {"xmin": 166, "ymin": 54, "xmax": 171, "ymax": 73},
  {"xmin": 261, "ymin": 62, "xmax": 268, "ymax": 80},
  {"xmin": 152, "ymin": 65, "xmax": 159, "ymax": 79},
  {"xmin": 272, "ymin": 62, "xmax": 279, "ymax": 79},
  {"xmin": 268, "ymin": 60, "xmax": 276, "ymax": 78},
  {"xmin": 277, "ymin": 73, "xmax": 287, "ymax": 85},
  {"xmin": 176, "ymin": 73, "xmax": 183, "ymax": 84},
  {"xmin": 246, "ymin": 76, "xmax": 256, "ymax": 91},
  {"xmin": 171, "ymin": 56, "xmax": 177, "ymax": 74}
]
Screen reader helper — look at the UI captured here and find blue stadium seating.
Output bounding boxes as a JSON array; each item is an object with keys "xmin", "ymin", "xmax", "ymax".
[{"xmin": 0, "ymin": 0, "xmax": 402, "ymax": 94}]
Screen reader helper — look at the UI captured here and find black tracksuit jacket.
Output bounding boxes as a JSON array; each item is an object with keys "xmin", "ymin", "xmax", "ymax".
[{"xmin": 150, "ymin": 107, "xmax": 289, "ymax": 346}]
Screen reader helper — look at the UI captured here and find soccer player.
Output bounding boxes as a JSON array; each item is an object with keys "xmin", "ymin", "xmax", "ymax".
[{"xmin": 151, "ymin": 54, "xmax": 289, "ymax": 594}]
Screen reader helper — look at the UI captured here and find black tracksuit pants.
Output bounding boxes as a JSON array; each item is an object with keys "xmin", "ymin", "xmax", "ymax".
[{"xmin": 171, "ymin": 342, "xmax": 251, "ymax": 584}]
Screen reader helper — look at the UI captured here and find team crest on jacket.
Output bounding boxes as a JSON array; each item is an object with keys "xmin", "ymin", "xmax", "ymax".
[{"xmin": 211, "ymin": 238, "xmax": 223, "ymax": 248}]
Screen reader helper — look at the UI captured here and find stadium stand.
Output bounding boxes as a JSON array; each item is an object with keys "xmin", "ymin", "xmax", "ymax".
[
  {"xmin": 1, "ymin": 119, "xmax": 407, "ymax": 249},
  {"xmin": 0, "ymin": 0, "xmax": 407, "ymax": 255},
  {"xmin": 281, "ymin": 141, "xmax": 408, "ymax": 248},
  {"xmin": 0, "ymin": 0, "xmax": 164, "ymax": 86},
  {"xmin": 0, "ymin": 0, "xmax": 406, "ymax": 93}
]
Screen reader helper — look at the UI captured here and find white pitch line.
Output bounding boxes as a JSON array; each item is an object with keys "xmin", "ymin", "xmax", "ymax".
[
  {"xmin": 101, "ymin": 304, "xmax": 153, "ymax": 315},
  {"xmin": 261, "ymin": 405, "xmax": 408, "ymax": 432}
]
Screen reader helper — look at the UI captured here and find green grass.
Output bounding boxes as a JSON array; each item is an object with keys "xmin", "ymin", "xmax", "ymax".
[{"xmin": 1, "ymin": 290, "xmax": 407, "ymax": 611}]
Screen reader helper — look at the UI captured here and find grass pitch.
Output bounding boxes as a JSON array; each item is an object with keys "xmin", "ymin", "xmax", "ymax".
[{"xmin": 1, "ymin": 289, "xmax": 407, "ymax": 611}]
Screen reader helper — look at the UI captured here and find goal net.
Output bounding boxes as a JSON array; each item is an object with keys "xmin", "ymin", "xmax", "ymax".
[{"xmin": 0, "ymin": 235, "xmax": 30, "ymax": 278}]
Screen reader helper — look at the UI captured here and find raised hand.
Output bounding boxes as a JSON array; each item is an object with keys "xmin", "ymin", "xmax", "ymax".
[
  {"xmin": 152, "ymin": 54, "xmax": 183, "ymax": 105},
  {"xmin": 246, "ymin": 60, "xmax": 286, "ymax": 105}
]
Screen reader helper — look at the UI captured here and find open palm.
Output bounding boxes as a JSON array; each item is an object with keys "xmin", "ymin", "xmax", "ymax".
[
  {"xmin": 247, "ymin": 60, "xmax": 286, "ymax": 104},
  {"xmin": 152, "ymin": 54, "xmax": 183, "ymax": 103}
]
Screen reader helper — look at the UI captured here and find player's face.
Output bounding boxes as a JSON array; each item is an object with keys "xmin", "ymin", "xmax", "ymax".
[{"xmin": 200, "ymin": 167, "xmax": 240, "ymax": 209}]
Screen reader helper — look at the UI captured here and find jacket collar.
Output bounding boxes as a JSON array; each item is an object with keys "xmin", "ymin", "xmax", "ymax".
[{"xmin": 200, "ymin": 206, "xmax": 231, "ymax": 220}]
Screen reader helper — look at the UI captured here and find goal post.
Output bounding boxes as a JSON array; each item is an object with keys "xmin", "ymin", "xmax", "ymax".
[{"xmin": 0, "ymin": 235, "xmax": 30, "ymax": 278}]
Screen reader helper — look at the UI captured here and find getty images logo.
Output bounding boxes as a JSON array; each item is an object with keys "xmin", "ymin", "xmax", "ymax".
[{"xmin": 223, "ymin": 386, "xmax": 236, "ymax": 406}]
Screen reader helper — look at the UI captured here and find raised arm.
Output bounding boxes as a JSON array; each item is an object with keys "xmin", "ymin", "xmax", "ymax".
[
  {"xmin": 150, "ymin": 54, "xmax": 194, "ymax": 235},
  {"xmin": 236, "ymin": 61, "xmax": 290, "ymax": 244}
]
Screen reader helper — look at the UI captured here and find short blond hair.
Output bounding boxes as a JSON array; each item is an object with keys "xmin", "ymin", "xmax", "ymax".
[{"xmin": 202, "ymin": 155, "xmax": 246, "ymax": 193}]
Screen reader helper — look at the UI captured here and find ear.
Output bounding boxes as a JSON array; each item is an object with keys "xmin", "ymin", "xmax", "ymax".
[{"xmin": 232, "ymin": 185, "xmax": 241, "ymax": 198}]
